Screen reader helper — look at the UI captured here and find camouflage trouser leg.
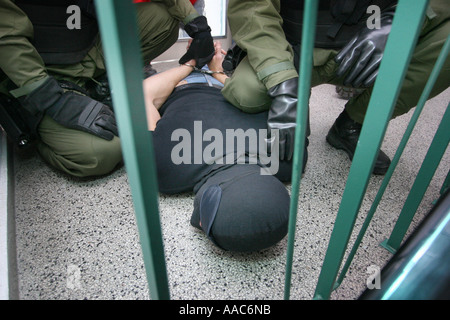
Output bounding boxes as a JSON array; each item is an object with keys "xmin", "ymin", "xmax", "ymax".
[{"xmin": 0, "ymin": 1, "xmax": 180, "ymax": 177}]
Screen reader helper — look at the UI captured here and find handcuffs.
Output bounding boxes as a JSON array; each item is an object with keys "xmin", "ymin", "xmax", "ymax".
[{"xmin": 182, "ymin": 63, "xmax": 225, "ymax": 75}]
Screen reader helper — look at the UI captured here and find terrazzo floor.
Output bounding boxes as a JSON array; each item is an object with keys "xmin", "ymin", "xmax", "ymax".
[{"xmin": 12, "ymin": 61, "xmax": 450, "ymax": 300}]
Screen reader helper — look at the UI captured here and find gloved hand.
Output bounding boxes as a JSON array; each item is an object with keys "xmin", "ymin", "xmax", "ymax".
[
  {"xmin": 179, "ymin": 15, "xmax": 215, "ymax": 68},
  {"xmin": 18, "ymin": 76, "xmax": 118, "ymax": 141},
  {"xmin": 335, "ymin": 12, "xmax": 394, "ymax": 87},
  {"xmin": 267, "ymin": 78, "xmax": 298, "ymax": 161}
]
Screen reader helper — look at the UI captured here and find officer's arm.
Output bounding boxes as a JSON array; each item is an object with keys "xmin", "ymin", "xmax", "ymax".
[
  {"xmin": 0, "ymin": 0, "xmax": 48, "ymax": 91},
  {"xmin": 152, "ymin": 0, "xmax": 214, "ymax": 67},
  {"xmin": 227, "ymin": 0, "xmax": 298, "ymax": 90},
  {"xmin": 152, "ymin": 0, "xmax": 199, "ymax": 24}
]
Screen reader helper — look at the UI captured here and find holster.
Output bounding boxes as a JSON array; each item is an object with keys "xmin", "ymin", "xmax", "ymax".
[
  {"xmin": 222, "ymin": 43, "xmax": 247, "ymax": 72},
  {"xmin": 0, "ymin": 93, "xmax": 41, "ymax": 149}
]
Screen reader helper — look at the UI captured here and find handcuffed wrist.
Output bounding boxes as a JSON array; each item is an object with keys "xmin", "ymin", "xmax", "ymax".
[{"xmin": 181, "ymin": 63, "xmax": 225, "ymax": 75}]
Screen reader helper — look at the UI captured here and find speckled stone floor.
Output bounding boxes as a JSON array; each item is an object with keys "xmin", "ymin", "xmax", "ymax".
[{"xmin": 11, "ymin": 61, "xmax": 450, "ymax": 299}]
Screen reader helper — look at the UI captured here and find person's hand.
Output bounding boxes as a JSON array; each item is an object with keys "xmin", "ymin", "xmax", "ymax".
[
  {"xmin": 335, "ymin": 12, "xmax": 394, "ymax": 88},
  {"xmin": 18, "ymin": 77, "xmax": 117, "ymax": 140},
  {"xmin": 207, "ymin": 41, "xmax": 227, "ymax": 72},
  {"xmin": 179, "ymin": 16, "xmax": 214, "ymax": 68}
]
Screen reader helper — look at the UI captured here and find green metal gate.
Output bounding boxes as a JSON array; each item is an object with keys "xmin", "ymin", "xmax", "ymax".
[{"xmin": 94, "ymin": 0, "xmax": 449, "ymax": 300}]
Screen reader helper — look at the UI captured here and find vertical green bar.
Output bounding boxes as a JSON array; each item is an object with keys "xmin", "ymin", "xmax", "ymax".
[
  {"xmin": 441, "ymin": 170, "xmax": 450, "ymax": 195},
  {"xmin": 284, "ymin": 0, "xmax": 318, "ymax": 300},
  {"xmin": 382, "ymin": 103, "xmax": 450, "ymax": 253},
  {"xmin": 94, "ymin": 0, "xmax": 170, "ymax": 299},
  {"xmin": 313, "ymin": 0, "xmax": 429, "ymax": 300},
  {"xmin": 335, "ymin": 34, "xmax": 450, "ymax": 287}
]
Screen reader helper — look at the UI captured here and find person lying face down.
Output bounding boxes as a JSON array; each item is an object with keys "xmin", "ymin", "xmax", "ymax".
[{"xmin": 143, "ymin": 42, "xmax": 308, "ymax": 252}]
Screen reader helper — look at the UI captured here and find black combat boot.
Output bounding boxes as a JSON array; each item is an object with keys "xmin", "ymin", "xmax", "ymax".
[{"xmin": 326, "ymin": 110, "xmax": 391, "ymax": 175}]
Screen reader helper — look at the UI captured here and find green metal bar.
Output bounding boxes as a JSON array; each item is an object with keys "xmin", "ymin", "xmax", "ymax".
[
  {"xmin": 313, "ymin": 0, "xmax": 429, "ymax": 300},
  {"xmin": 381, "ymin": 102, "xmax": 450, "ymax": 253},
  {"xmin": 334, "ymin": 34, "xmax": 450, "ymax": 288},
  {"xmin": 284, "ymin": 0, "xmax": 318, "ymax": 300},
  {"xmin": 94, "ymin": 0, "xmax": 170, "ymax": 299},
  {"xmin": 440, "ymin": 169, "xmax": 450, "ymax": 195},
  {"xmin": 360, "ymin": 190, "xmax": 450, "ymax": 300}
]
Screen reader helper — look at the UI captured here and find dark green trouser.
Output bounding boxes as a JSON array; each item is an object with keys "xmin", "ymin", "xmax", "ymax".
[
  {"xmin": 0, "ymin": 1, "xmax": 183, "ymax": 177},
  {"xmin": 222, "ymin": 0, "xmax": 450, "ymax": 124}
]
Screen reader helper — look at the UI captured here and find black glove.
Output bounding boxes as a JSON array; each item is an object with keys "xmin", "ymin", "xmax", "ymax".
[
  {"xmin": 267, "ymin": 78, "xmax": 298, "ymax": 161},
  {"xmin": 18, "ymin": 76, "xmax": 118, "ymax": 141},
  {"xmin": 335, "ymin": 12, "xmax": 394, "ymax": 87},
  {"xmin": 179, "ymin": 16, "xmax": 215, "ymax": 68}
]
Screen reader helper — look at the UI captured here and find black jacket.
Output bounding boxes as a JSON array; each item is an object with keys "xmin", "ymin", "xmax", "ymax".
[{"xmin": 14, "ymin": 0, "xmax": 98, "ymax": 64}]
